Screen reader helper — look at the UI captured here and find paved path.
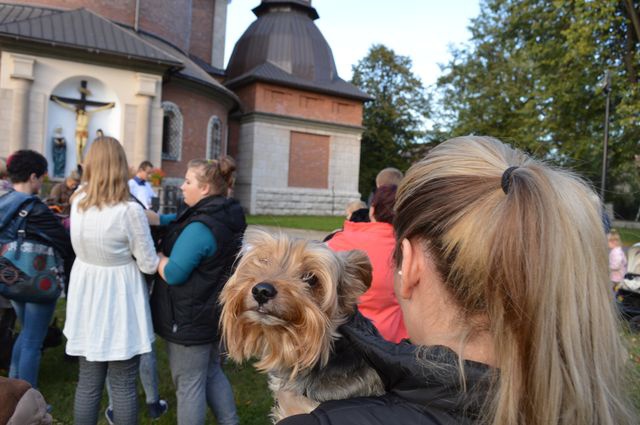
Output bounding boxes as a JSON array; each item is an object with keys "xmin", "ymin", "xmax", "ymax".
[{"xmin": 246, "ymin": 224, "xmax": 331, "ymax": 241}]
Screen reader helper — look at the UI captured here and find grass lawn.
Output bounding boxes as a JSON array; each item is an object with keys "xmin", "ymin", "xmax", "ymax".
[
  {"xmin": 619, "ymin": 227, "xmax": 640, "ymax": 247},
  {"xmin": 247, "ymin": 215, "xmax": 345, "ymax": 232}
]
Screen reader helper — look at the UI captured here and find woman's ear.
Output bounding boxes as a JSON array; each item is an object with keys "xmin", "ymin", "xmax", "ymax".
[
  {"xmin": 398, "ymin": 238, "xmax": 423, "ymax": 300},
  {"xmin": 200, "ymin": 183, "xmax": 211, "ymax": 197}
]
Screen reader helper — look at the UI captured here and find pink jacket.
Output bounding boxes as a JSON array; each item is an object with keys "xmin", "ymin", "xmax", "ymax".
[
  {"xmin": 328, "ymin": 221, "xmax": 408, "ymax": 343},
  {"xmin": 609, "ymin": 246, "xmax": 627, "ymax": 283}
]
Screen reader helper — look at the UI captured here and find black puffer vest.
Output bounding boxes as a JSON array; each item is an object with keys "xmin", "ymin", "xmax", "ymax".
[{"xmin": 150, "ymin": 195, "xmax": 246, "ymax": 345}]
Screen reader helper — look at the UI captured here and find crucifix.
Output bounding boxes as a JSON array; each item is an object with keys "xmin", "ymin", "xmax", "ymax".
[{"xmin": 50, "ymin": 80, "xmax": 115, "ymax": 164}]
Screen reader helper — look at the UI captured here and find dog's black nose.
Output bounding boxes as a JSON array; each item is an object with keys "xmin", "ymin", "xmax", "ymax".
[{"xmin": 252, "ymin": 282, "xmax": 277, "ymax": 305}]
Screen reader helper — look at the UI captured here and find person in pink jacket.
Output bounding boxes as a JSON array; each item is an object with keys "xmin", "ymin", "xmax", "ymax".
[
  {"xmin": 608, "ymin": 229, "xmax": 627, "ymax": 291},
  {"xmin": 327, "ymin": 185, "xmax": 408, "ymax": 342}
]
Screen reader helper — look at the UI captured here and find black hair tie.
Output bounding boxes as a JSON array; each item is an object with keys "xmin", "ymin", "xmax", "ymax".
[{"xmin": 501, "ymin": 166, "xmax": 519, "ymax": 194}]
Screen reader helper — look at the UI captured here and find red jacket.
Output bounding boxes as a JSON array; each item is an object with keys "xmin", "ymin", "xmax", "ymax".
[{"xmin": 328, "ymin": 221, "xmax": 408, "ymax": 342}]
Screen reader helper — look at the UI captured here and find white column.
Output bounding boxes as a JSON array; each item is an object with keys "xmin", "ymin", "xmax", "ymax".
[
  {"xmin": 133, "ymin": 73, "xmax": 161, "ymax": 166},
  {"xmin": 134, "ymin": 94, "xmax": 152, "ymax": 165},
  {"xmin": 8, "ymin": 54, "xmax": 35, "ymax": 153}
]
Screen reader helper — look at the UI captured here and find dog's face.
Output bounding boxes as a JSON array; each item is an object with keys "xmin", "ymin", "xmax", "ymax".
[{"xmin": 220, "ymin": 229, "xmax": 372, "ymax": 377}]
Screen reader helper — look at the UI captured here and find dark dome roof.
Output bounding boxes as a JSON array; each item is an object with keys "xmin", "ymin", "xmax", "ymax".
[{"xmin": 225, "ymin": 1, "xmax": 369, "ymax": 100}]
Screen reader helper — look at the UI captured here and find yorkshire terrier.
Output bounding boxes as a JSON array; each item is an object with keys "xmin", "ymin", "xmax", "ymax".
[{"xmin": 219, "ymin": 229, "xmax": 385, "ymax": 421}]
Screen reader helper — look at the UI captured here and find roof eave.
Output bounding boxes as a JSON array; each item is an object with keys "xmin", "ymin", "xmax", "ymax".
[
  {"xmin": 170, "ymin": 72, "xmax": 240, "ymax": 110},
  {"xmin": 0, "ymin": 35, "xmax": 183, "ymax": 71},
  {"xmin": 225, "ymin": 74, "xmax": 372, "ymax": 102}
]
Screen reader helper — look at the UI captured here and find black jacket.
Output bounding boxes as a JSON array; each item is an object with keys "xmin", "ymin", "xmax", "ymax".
[
  {"xmin": 150, "ymin": 195, "xmax": 246, "ymax": 345},
  {"xmin": 278, "ymin": 312, "xmax": 493, "ymax": 425}
]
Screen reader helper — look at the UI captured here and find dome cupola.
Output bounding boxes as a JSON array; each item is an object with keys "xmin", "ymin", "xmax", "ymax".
[{"xmin": 225, "ymin": 0, "xmax": 368, "ymax": 100}]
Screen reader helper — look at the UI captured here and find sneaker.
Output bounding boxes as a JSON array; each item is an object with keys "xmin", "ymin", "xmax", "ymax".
[
  {"xmin": 148, "ymin": 399, "xmax": 168, "ymax": 420},
  {"xmin": 104, "ymin": 406, "xmax": 114, "ymax": 425}
]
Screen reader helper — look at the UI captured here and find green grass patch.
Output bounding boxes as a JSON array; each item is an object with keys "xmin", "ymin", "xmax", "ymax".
[
  {"xmin": 618, "ymin": 228, "xmax": 640, "ymax": 247},
  {"xmin": 623, "ymin": 329, "xmax": 640, "ymax": 410},
  {"xmin": 247, "ymin": 215, "xmax": 345, "ymax": 232}
]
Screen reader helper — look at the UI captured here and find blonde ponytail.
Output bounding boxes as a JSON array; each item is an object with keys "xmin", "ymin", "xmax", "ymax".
[{"xmin": 393, "ymin": 136, "xmax": 635, "ymax": 425}]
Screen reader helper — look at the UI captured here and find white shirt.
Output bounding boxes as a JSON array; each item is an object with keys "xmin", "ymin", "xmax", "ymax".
[
  {"xmin": 128, "ymin": 177, "xmax": 156, "ymax": 209},
  {"xmin": 64, "ymin": 196, "xmax": 159, "ymax": 361}
]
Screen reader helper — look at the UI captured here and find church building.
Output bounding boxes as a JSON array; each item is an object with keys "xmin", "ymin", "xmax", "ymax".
[{"xmin": 0, "ymin": 0, "xmax": 368, "ymax": 215}]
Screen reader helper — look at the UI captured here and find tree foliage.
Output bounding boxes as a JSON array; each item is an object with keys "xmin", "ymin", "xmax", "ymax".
[
  {"xmin": 436, "ymin": 0, "xmax": 640, "ymax": 215},
  {"xmin": 351, "ymin": 44, "xmax": 431, "ymax": 197}
]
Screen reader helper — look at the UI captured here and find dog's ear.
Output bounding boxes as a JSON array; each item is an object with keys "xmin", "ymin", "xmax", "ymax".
[
  {"xmin": 336, "ymin": 250, "xmax": 372, "ymax": 315},
  {"xmin": 240, "ymin": 227, "xmax": 276, "ymax": 255}
]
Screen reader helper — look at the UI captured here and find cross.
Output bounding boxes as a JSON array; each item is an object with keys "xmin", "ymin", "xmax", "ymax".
[
  {"xmin": 49, "ymin": 80, "xmax": 116, "ymax": 164},
  {"xmin": 49, "ymin": 80, "xmax": 113, "ymax": 111}
]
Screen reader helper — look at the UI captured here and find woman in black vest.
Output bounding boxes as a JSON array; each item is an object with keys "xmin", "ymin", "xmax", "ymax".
[{"xmin": 150, "ymin": 157, "xmax": 246, "ymax": 425}]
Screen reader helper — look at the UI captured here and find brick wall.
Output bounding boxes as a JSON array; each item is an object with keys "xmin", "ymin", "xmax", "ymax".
[
  {"xmin": 138, "ymin": 0, "xmax": 192, "ymax": 52},
  {"xmin": 161, "ymin": 83, "xmax": 229, "ymax": 179},
  {"xmin": 233, "ymin": 82, "xmax": 363, "ymax": 127},
  {"xmin": 189, "ymin": 0, "xmax": 213, "ymax": 64},
  {"xmin": 288, "ymin": 131, "xmax": 329, "ymax": 189}
]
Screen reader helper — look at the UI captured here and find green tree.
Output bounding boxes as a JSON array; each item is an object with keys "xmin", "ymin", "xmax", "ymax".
[
  {"xmin": 351, "ymin": 44, "xmax": 431, "ymax": 198},
  {"xmin": 436, "ymin": 0, "xmax": 640, "ymax": 215}
]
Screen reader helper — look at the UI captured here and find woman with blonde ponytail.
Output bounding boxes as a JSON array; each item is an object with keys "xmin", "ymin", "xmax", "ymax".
[{"xmin": 279, "ymin": 136, "xmax": 635, "ymax": 425}]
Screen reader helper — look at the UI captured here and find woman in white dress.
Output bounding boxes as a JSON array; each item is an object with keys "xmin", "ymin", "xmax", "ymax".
[{"xmin": 63, "ymin": 137, "xmax": 159, "ymax": 425}]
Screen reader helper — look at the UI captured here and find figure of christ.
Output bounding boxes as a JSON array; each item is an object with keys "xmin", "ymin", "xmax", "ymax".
[{"xmin": 51, "ymin": 98, "xmax": 115, "ymax": 163}]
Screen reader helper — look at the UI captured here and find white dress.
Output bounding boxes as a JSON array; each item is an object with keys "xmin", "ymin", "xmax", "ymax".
[{"xmin": 64, "ymin": 195, "xmax": 159, "ymax": 361}]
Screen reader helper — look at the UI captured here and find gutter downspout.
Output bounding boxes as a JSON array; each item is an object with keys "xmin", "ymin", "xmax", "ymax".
[{"xmin": 134, "ymin": 0, "xmax": 140, "ymax": 32}]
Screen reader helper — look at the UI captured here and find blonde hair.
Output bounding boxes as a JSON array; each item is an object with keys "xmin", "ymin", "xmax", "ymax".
[
  {"xmin": 393, "ymin": 136, "xmax": 634, "ymax": 425},
  {"xmin": 345, "ymin": 200, "xmax": 366, "ymax": 217},
  {"xmin": 375, "ymin": 167, "xmax": 403, "ymax": 187},
  {"xmin": 188, "ymin": 156, "xmax": 236, "ymax": 196},
  {"xmin": 608, "ymin": 229, "xmax": 622, "ymax": 246},
  {"xmin": 75, "ymin": 137, "xmax": 130, "ymax": 211}
]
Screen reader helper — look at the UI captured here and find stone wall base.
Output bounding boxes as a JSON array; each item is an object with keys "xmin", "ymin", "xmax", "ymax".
[{"xmin": 254, "ymin": 187, "xmax": 361, "ymax": 216}]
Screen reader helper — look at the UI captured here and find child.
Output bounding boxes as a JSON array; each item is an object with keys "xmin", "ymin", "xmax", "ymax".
[{"xmin": 608, "ymin": 229, "xmax": 627, "ymax": 292}]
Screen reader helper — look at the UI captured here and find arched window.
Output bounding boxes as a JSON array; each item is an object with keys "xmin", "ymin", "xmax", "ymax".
[
  {"xmin": 161, "ymin": 101, "xmax": 183, "ymax": 161},
  {"xmin": 206, "ymin": 116, "xmax": 223, "ymax": 159}
]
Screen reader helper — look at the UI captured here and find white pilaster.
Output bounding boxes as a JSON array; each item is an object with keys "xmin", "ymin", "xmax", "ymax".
[{"xmin": 8, "ymin": 53, "xmax": 35, "ymax": 153}]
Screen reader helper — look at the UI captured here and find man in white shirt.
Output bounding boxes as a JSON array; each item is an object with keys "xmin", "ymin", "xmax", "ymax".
[{"xmin": 128, "ymin": 160, "xmax": 156, "ymax": 209}]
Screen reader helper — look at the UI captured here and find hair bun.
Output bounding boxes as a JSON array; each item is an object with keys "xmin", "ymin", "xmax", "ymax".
[{"xmin": 218, "ymin": 156, "xmax": 236, "ymax": 179}]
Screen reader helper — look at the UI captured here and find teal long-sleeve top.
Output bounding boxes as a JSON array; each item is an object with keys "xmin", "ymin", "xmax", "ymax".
[{"xmin": 160, "ymin": 214, "xmax": 217, "ymax": 285}]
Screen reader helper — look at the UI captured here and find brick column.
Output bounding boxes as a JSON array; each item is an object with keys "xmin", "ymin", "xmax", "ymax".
[{"xmin": 8, "ymin": 54, "xmax": 35, "ymax": 153}]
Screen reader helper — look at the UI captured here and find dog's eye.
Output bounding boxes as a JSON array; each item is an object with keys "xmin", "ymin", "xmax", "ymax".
[{"xmin": 301, "ymin": 272, "xmax": 318, "ymax": 286}]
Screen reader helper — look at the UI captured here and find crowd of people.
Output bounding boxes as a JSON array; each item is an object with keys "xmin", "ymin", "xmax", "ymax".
[
  {"xmin": 0, "ymin": 134, "xmax": 637, "ymax": 425},
  {"xmin": 0, "ymin": 139, "xmax": 245, "ymax": 425}
]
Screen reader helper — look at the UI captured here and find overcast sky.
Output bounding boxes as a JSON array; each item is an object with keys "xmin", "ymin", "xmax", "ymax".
[{"xmin": 224, "ymin": 0, "xmax": 481, "ymax": 88}]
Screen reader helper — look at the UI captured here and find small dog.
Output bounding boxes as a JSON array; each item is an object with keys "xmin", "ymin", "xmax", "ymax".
[{"xmin": 220, "ymin": 229, "xmax": 384, "ymax": 421}]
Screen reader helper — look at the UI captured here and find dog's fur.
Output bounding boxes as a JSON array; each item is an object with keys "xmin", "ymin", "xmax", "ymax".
[{"xmin": 220, "ymin": 229, "xmax": 384, "ymax": 421}]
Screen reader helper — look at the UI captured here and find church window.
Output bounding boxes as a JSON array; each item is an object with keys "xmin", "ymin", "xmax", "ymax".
[
  {"xmin": 206, "ymin": 116, "xmax": 223, "ymax": 159},
  {"xmin": 161, "ymin": 101, "xmax": 182, "ymax": 161}
]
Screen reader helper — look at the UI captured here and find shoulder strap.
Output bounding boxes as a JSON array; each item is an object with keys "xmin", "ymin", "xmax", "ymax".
[{"xmin": 0, "ymin": 190, "xmax": 34, "ymax": 230}]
